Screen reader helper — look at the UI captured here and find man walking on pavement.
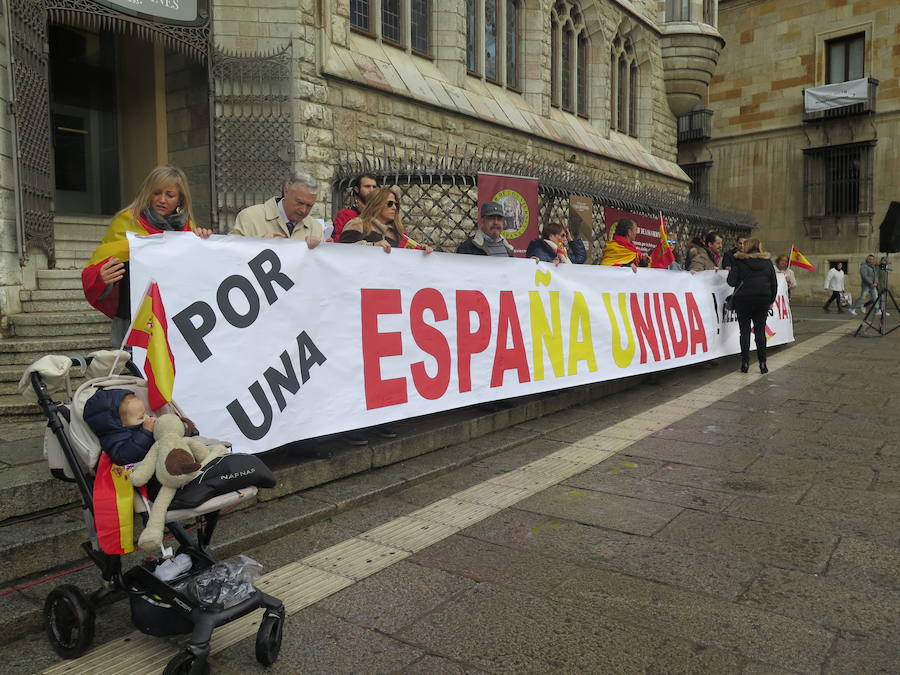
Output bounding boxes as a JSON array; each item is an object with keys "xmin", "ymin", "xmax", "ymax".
[{"xmin": 848, "ymin": 254, "xmax": 878, "ymax": 315}]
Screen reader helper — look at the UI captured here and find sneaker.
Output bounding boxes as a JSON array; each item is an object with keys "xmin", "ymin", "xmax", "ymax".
[
  {"xmin": 848, "ymin": 308, "xmax": 857, "ymax": 315},
  {"xmin": 154, "ymin": 553, "xmax": 192, "ymax": 581},
  {"xmin": 342, "ymin": 432, "xmax": 369, "ymax": 446},
  {"xmin": 374, "ymin": 425, "xmax": 398, "ymax": 439}
]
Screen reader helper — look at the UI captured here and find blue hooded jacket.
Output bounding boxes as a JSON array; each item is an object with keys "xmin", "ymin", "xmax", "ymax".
[{"xmin": 82, "ymin": 388, "xmax": 155, "ymax": 466}]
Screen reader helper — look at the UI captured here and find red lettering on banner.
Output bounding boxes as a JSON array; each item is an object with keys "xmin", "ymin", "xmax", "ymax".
[
  {"xmin": 652, "ymin": 293, "xmax": 671, "ymax": 359},
  {"xmin": 491, "ymin": 290, "xmax": 531, "ymax": 387},
  {"xmin": 663, "ymin": 292, "xmax": 688, "ymax": 358},
  {"xmin": 684, "ymin": 293, "xmax": 708, "ymax": 355},
  {"xmin": 360, "ymin": 289, "xmax": 408, "ymax": 410},
  {"xmin": 631, "ymin": 293, "xmax": 661, "ymax": 364},
  {"xmin": 456, "ymin": 290, "xmax": 492, "ymax": 393},
  {"xmin": 410, "ymin": 288, "xmax": 451, "ymax": 400}
]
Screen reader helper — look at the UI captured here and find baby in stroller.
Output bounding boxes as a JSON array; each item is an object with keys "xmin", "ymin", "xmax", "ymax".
[{"xmin": 24, "ymin": 352, "xmax": 285, "ymax": 673}]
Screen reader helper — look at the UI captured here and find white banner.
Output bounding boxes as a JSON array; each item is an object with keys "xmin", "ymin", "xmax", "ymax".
[
  {"xmin": 129, "ymin": 233, "xmax": 794, "ymax": 453},
  {"xmin": 804, "ymin": 77, "xmax": 869, "ymax": 113}
]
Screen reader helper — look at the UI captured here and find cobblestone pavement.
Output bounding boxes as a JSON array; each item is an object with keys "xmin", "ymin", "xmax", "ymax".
[{"xmin": 8, "ymin": 308, "xmax": 900, "ymax": 674}]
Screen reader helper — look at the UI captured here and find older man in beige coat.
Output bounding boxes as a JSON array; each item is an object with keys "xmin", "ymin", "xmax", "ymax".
[{"xmin": 230, "ymin": 170, "xmax": 323, "ymax": 247}]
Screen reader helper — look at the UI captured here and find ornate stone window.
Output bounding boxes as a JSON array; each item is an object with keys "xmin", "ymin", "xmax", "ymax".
[
  {"xmin": 550, "ymin": 1, "xmax": 588, "ymax": 117},
  {"xmin": 665, "ymin": 0, "xmax": 690, "ymax": 22},
  {"xmin": 350, "ymin": 0, "xmax": 431, "ymax": 55},
  {"xmin": 610, "ymin": 34, "xmax": 638, "ymax": 135},
  {"xmin": 466, "ymin": 0, "xmax": 520, "ymax": 89}
]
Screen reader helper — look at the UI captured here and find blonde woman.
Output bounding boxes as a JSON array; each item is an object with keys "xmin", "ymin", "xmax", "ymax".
[
  {"xmin": 82, "ymin": 166, "xmax": 212, "ymax": 344},
  {"xmin": 339, "ymin": 187, "xmax": 432, "ymax": 254}
]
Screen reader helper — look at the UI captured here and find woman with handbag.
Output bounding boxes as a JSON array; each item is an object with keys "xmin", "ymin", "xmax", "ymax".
[{"xmin": 726, "ymin": 238, "xmax": 778, "ymax": 373}]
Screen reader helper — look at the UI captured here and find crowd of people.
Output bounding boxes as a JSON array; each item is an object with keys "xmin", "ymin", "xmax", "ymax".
[{"xmin": 84, "ymin": 166, "xmax": 883, "ymax": 382}]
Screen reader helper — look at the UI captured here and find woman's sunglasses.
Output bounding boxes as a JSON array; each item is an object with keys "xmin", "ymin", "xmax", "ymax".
[{"xmin": 386, "ymin": 200, "xmax": 399, "ymax": 208}]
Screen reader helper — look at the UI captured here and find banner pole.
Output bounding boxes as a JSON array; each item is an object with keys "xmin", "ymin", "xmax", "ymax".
[{"xmin": 108, "ymin": 279, "xmax": 153, "ymax": 377}]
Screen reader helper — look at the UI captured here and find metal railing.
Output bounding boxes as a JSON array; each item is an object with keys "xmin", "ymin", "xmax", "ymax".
[
  {"xmin": 333, "ymin": 144, "xmax": 754, "ymax": 264},
  {"xmin": 677, "ymin": 109, "xmax": 713, "ymax": 143},
  {"xmin": 802, "ymin": 78, "xmax": 878, "ymax": 123}
]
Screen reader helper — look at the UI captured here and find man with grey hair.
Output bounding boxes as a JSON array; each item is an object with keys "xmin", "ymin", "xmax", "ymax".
[
  {"xmin": 456, "ymin": 202, "xmax": 515, "ymax": 256},
  {"xmin": 230, "ymin": 171, "xmax": 322, "ymax": 246}
]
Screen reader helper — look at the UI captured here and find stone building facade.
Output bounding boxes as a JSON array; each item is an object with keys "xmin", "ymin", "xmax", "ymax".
[
  {"xmin": 684, "ymin": 0, "xmax": 899, "ymax": 301},
  {"xmin": 0, "ymin": 0, "xmax": 739, "ymax": 330}
]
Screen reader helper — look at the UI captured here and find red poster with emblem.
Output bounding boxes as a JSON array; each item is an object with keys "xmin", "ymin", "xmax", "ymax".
[
  {"xmin": 477, "ymin": 173, "xmax": 540, "ymax": 256},
  {"xmin": 603, "ymin": 207, "xmax": 663, "ymax": 255}
]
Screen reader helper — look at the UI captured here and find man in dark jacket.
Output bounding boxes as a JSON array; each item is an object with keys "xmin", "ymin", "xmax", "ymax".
[
  {"xmin": 457, "ymin": 202, "xmax": 515, "ymax": 256},
  {"xmin": 722, "ymin": 236, "xmax": 747, "ymax": 270}
]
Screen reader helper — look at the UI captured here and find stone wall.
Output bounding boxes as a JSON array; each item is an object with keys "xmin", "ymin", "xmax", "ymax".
[
  {"xmin": 212, "ymin": 0, "xmax": 691, "ymax": 224},
  {"xmin": 698, "ymin": 0, "xmax": 900, "ymax": 302}
]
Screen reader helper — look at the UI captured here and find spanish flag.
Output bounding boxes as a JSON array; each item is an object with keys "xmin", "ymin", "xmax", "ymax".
[
  {"xmin": 789, "ymin": 247, "xmax": 815, "ymax": 271},
  {"xmin": 125, "ymin": 282, "xmax": 175, "ymax": 411},
  {"xmin": 649, "ymin": 214, "xmax": 676, "ymax": 269},
  {"xmin": 601, "ymin": 235, "xmax": 641, "ymax": 266},
  {"xmin": 93, "ymin": 455, "xmax": 146, "ymax": 554}
]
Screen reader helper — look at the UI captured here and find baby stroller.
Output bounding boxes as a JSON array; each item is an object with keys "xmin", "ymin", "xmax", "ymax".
[{"xmin": 24, "ymin": 351, "xmax": 285, "ymax": 674}]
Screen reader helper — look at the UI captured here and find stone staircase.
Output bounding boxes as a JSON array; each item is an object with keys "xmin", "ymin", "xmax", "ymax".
[{"xmin": 0, "ymin": 217, "xmax": 112, "ymax": 420}]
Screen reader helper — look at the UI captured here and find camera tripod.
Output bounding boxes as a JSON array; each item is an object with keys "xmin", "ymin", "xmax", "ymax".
[{"xmin": 854, "ymin": 256, "xmax": 899, "ymax": 337}]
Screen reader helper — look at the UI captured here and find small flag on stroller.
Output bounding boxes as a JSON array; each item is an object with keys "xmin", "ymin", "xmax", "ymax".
[{"xmin": 125, "ymin": 281, "xmax": 176, "ymax": 411}]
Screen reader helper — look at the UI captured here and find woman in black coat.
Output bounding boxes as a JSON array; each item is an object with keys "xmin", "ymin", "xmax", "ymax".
[{"xmin": 726, "ymin": 238, "xmax": 778, "ymax": 373}]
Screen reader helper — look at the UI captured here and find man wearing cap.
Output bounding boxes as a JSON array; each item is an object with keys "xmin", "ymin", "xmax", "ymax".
[{"xmin": 456, "ymin": 201, "xmax": 515, "ymax": 256}]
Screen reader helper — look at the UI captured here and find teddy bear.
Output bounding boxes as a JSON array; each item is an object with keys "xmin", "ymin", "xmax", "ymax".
[{"xmin": 128, "ymin": 413, "xmax": 229, "ymax": 551}]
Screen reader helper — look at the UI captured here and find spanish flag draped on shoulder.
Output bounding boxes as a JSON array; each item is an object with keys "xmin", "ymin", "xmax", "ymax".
[
  {"xmin": 81, "ymin": 209, "xmax": 194, "ymax": 318},
  {"xmin": 649, "ymin": 214, "xmax": 676, "ymax": 269},
  {"xmin": 789, "ymin": 247, "xmax": 815, "ymax": 271},
  {"xmin": 125, "ymin": 282, "xmax": 176, "ymax": 411},
  {"xmin": 601, "ymin": 234, "xmax": 641, "ymax": 266}
]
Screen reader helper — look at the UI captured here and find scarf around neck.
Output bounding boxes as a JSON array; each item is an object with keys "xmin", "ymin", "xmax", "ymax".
[{"xmin": 143, "ymin": 207, "xmax": 189, "ymax": 232}]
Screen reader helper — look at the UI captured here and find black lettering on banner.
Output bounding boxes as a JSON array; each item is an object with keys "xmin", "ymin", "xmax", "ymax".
[
  {"xmin": 217, "ymin": 274, "xmax": 260, "ymax": 328},
  {"xmin": 264, "ymin": 352, "xmax": 300, "ymax": 412},
  {"xmin": 172, "ymin": 301, "xmax": 217, "ymax": 363},
  {"xmin": 297, "ymin": 331, "xmax": 327, "ymax": 383},
  {"xmin": 226, "ymin": 381, "xmax": 272, "ymax": 441},
  {"xmin": 248, "ymin": 249, "xmax": 295, "ymax": 304}
]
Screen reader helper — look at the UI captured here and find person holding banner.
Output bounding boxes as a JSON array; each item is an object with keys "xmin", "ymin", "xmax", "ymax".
[
  {"xmin": 457, "ymin": 202, "xmax": 515, "ymax": 257},
  {"xmin": 82, "ymin": 166, "xmax": 212, "ymax": 345},
  {"xmin": 340, "ymin": 187, "xmax": 433, "ymax": 253},
  {"xmin": 687, "ymin": 231, "xmax": 724, "ymax": 272},
  {"xmin": 230, "ymin": 170, "xmax": 324, "ymax": 244},
  {"xmin": 526, "ymin": 222, "xmax": 571, "ymax": 264},
  {"xmin": 600, "ymin": 218, "xmax": 646, "ymax": 272},
  {"xmin": 727, "ymin": 238, "xmax": 778, "ymax": 374}
]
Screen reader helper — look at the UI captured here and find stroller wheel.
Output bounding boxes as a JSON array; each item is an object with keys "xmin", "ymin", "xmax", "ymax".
[
  {"xmin": 44, "ymin": 585, "xmax": 96, "ymax": 659},
  {"xmin": 255, "ymin": 612, "xmax": 284, "ymax": 666},
  {"xmin": 163, "ymin": 650, "xmax": 210, "ymax": 675}
]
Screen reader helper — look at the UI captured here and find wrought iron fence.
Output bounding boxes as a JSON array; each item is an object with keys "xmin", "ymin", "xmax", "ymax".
[{"xmin": 333, "ymin": 145, "xmax": 754, "ymax": 264}]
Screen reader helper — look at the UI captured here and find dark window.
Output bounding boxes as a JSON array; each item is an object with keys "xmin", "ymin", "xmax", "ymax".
[
  {"xmin": 551, "ymin": 19, "xmax": 559, "ymax": 105},
  {"xmin": 617, "ymin": 58, "xmax": 627, "ymax": 132},
  {"xmin": 576, "ymin": 32, "xmax": 587, "ymax": 115},
  {"xmin": 826, "ymin": 33, "xmax": 864, "ymax": 84},
  {"xmin": 609, "ymin": 48, "xmax": 616, "ymax": 129},
  {"xmin": 561, "ymin": 28, "xmax": 572, "ymax": 111},
  {"xmin": 803, "ymin": 142, "xmax": 874, "ymax": 217},
  {"xmin": 702, "ymin": 0, "xmax": 715, "ymax": 25},
  {"xmin": 466, "ymin": 0, "xmax": 477, "ymax": 72},
  {"xmin": 350, "ymin": 0, "xmax": 370, "ymax": 31},
  {"xmin": 665, "ymin": 0, "xmax": 690, "ymax": 22},
  {"xmin": 485, "ymin": 0, "xmax": 498, "ymax": 80},
  {"xmin": 506, "ymin": 0, "xmax": 519, "ymax": 88},
  {"xmin": 682, "ymin": 163, "xmax": 711, "ymax": 203},
  {"xmin": 382, "ymin": 0, "xmax": 402, "ymax": 44},
  {"xmin": 629, "ymin": 62, "xmax": 638, "ymax": 135},
  {"xmin": 411, "ymin": 0, "xmax": 428, "ymax": 53}
]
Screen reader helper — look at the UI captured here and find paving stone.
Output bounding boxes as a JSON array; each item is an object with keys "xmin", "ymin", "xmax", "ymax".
[
  {"xmin": 396, "ymin": 654, "xmax": 486, "ymax": 674},
  {"xmin": 396, "ymin": 583, "xmax": 745, "ymax": 673},
  {"xmin": 651, "ymin": 426, "xmax": 783, "ymax": 452},
  {"xmin": 316, "ymin": 560, "xmax": 475, "ymax": 634},
  {"xmin": 590, "ymin": 453, "xmax": 665, "ymax": 479},
  {"xmin": 516, "ymin": 484, "xmax": 683, "ymax": 536},
  {"xmin": 649, "ymin": 463, "xmax": 811, "ymax": 501},
  {"xmin": 464, "ymin": 509, "xmax": 760, "ymax": 601},
  {"xmin": 550, "ymin": 565, "xmax": 834, "ymax": 674},
  {"xmin": 824, "ymin": 635, "xmax": 900, "ymax": 675},
  {"xmin": 625, "ymin": 435, "xmax": 761, "ymax": 471},
  {"xmin": 561, "ymin": 471, "xmax": 737, "ymax": 513},
  {"xmin": 0, "ymin": 421, "xmax": 47, "ymax": 442},
  {"xmin": 873, "ymin": 468, "xmax": 900, "ymax": 494},
  {"xmin": 724, "ymin": 496, "xmax": 896, "ymax": 547},
  {"xmin": 768, "ymin": 428, "xmax": 882, "ymax": 454},
  {"xmin": 800, "ymin": 484, "xmax": 900, "ymax": 518},
  {"xmin": 825, "ymin": 537, "xmax": 900, "ymax": 593},
  {"xmin": 739, "ymin": 566, "xmax": 900, "ymax": 642},
  {"xmin": 0, "ymin": 437, "xmax": 44, "ymax": 467},
  {"xmin": 746, "ymin": 454, "xmax": 875, "ymax": 488},
  {"xmin": 655, "ymin": 510, "xmax": 836, "ymax": 573},
  {"xmin": 211, "ymin": 607, "xmax": 424, "ymax": 674}
]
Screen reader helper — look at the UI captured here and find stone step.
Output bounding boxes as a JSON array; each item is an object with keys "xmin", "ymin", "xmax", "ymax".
[
  {"xmin": 10, "ymin": 311, "xmax": 110, "ymax": 338},
  {"xmin": 36, "ymin": 269, "xmax": 83, "ymax": 291},
  {"xmin": 0, "ymin": 393, "xmax": 43, "ymax": 419},
  {"xmin": 20, "ymin": 290, "xmax": 95, "ymax": 313},
  {"xmin": 0, "ymin": 335, "xmax": 111, "ymax": 365},
  {"xmin": 53, "ymin": 219, "xmax": 109, "ymax": 243}
]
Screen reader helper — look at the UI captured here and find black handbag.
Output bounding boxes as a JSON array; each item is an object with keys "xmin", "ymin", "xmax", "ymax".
[
  {"xmin": 724, "ymin": 282, "xmax": 744, "ymax": 312},
  {"xmin": 169, "ymin": 454, "xmax": 276, "ymax": 509}
]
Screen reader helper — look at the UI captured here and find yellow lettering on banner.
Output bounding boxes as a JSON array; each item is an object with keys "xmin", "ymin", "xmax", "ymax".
[
  {"xmin": 603, "ymin": 293, "xmax": 635, "ymax": 368},
  {"xmin": 528, "ymin": 291, "xmax": 564, "ymax": 381},
  {"xmin": 568, "ymin": 292, "xmax": 597, "ymax": 374}
]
